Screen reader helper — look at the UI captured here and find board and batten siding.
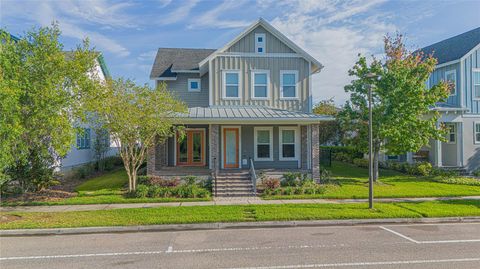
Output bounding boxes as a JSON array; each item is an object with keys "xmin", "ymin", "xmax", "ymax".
[
  {"xmin": 462, "ymin": 47, "xmax": 480, "ymax": 114},
  {"xmin": 210, "ymin": 56, "xmax": 310, "ymax": 112},
  {"xmin": 428, "ymin": 62, "xmax": 461, "ymax": 107},
  {"xmin": 226, "ymin": 25, "xmax": 295, "ymax": 54},
  {"xmin": 159, "ymin": 73, "xmax": 209, "ymax": 107}
]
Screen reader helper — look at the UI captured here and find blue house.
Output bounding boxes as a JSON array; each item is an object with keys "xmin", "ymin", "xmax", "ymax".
[{"xmin": 412, "ymin": 27, "xmax": 480, "ymax": 173}]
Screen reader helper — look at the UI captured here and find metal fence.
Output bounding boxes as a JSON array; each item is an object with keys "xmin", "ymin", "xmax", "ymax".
[{"xmin": 319, "ymin": 148, "xmax": 332, "ymax": 168}]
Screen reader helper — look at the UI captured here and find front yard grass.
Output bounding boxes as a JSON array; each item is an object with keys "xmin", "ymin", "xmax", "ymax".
[
  {"xmin": 1, "ymin": 200, "xmax": 479, "ymax": 229},
  {"xmin": 262, "ymin": 162, "xmax": 480, "ymax": 200}
]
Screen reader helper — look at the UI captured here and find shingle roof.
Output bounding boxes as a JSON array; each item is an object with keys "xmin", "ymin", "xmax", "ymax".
[
  {"xmin": 178, "ymin": 106, "xmax": 333, "ymax": 123},
  {"xmin": 150, "ymin": 48, "xmax": 215, "ymax": 79},
  {"xmin": 419, "ymin": 27, "xmax": 480, "ymax": 64}
]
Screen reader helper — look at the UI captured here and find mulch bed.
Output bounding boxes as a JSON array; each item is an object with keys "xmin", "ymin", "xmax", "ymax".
[{"xmin": 3, "ymin": 190, "xmax": 77, "ymax": 204}]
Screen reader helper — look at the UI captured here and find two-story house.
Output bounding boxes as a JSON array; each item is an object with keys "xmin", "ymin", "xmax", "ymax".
[
  {"xmin": 411, "ymin": 27, "xmax": 480, "ymax": 173},
  {"xmin": 146, "ymin": 19, "xmax": 332, "ymax": 196}
]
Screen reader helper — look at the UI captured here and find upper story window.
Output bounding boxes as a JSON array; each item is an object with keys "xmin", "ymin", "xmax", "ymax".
[
  {"xmin": 188, "ymin": 78, "xmax": 201, "ymax": 92},
  {"xmin": 255, "ymin": 33, "xmax": 266, "ymax": 53},
  {"xmin": 76, "ymin": 128, "xmax": 91, "ymax": 149},
  {"xmin": 280, "ymin": 70, "xmax": 298, "ymax": 99},
  {"xmin": 445, "ymin": 123, "xmax": 456, "ymax": 144},
  {"xmin": 223, "ymin": 71, "xmax": 240, "ymax": 99},
  {"xmin": 474, "ymin": 69, "xmax": 480, "ymax": 99},
  {"xmin": 252, "ymin": 70, "xmax": 269, "ymax": 99},
  {"xmin": 279, "ymin": 127, "xmax": 298, "ymax": 160},
  {"xmin": 445, "ymin": 70, "xmax": 456, "ymax": 96},
  {"xmin": 475, "ymin": 122, "xmax": 480, "ymax": 144},
  {"xmin": 254, "ymin": 127, "xmax": 273, "ymax": 161}
]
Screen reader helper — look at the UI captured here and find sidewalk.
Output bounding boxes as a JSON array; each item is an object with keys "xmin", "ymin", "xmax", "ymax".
[{"xmin": 2, "ymin": 196, "xmax": 480, "ymax": 213}]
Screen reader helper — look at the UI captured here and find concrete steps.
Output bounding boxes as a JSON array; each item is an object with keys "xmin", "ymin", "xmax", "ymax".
[{"xmin": 214, "ymin": 171, "xmax": 254, "ymax": 197}]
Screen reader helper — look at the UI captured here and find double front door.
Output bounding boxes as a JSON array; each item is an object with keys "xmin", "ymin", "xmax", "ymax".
[{"xmin": 177, "ymin": 130, "xmax": 205, "ymax": 166}]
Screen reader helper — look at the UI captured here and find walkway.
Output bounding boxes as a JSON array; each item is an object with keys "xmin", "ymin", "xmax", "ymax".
[{"xmin": 2, "ymin": 196, "xmax": 480, "ymax": 213}]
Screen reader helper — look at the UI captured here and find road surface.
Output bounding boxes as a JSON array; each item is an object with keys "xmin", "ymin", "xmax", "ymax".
[{"xmin": 1, "ymin": 222, "xmax": 480, "ymax": 268}]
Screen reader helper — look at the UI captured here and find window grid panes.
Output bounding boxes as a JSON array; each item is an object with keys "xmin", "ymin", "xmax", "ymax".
[
  {"xmin": 475, "ymin": 123, "xmax": 480, "ymax": 143},
  {"xmin": 76, "ymin": 128, "xmax": 91, "ymax": 149},
  {"xmin": 225, "ymin": 72, "xmax": 239, "ymax": 98},
  {"xmin": 256, "ymin": 129, "xmax": 271, "ymax": 160},
  {"xmin": 474, "ymin": 71, "xmax": 480, "ymax": 98},
  {"xmin": 281, "ymin": 72, "xmax": 297, "ymax": 98},
  {"xmin": 255, "ymin": 33, "xmax": 265, "ymax": 54},
  {"xmin": 281, "ymin": 129, "xmax": 296, "ymax": 159},
  {"xmin": 446, "ymin": 124, "xmax": 456, "ymax": 143},
  {"xmin": 253, "ymin": 72, "xmax": 268, "ymax": 98}
]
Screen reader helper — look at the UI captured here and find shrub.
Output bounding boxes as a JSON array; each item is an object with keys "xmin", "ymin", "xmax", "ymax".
[
  {"xmin": 263, "ymin": 178, "xmax": 280, "ymax": 190},
  {"xmin": 282, "ymin": 172, "xmax": 301, "ymax": 186},
  {"xmin": 319, "ymin": 168, "xmax": 333, "ymax": 184},
  {"xmin": 353, "ymin": 158, "xmax": 369, "ymax": 168},
  {"xmin": 282, "ymin": 186, "xmax": 294, "ymax": 195},
  {"xmin": 75, "ymin": 164, "xmax": 95, "ymax": 179},
  {"xmin": 144, "ymin": 176, "xmax": 180, "ymax": 187},
  {"xmin": 472, "ymin": 169, "xmax": 480, "ymax": 177},
  {"xmin": 415, "ymin": 162, "xmax": 432, "ymax": 176},
  {"xmin": 321, "ymin": 146, "xmax": 363, "ymax": 163},
  {"xmin": 315, "ymin": 185, "xmax": 327, "ymax": 195},
  {"xmin": 432, "ymin": 176, "xmax": 480, "ymax": 186},
  {"xmin": 135, "ymin": 184, "xmax": 149, "ymax": 198},
  {"xmin": 183, "ymin": 175, "xmax": 197, "ymax": 186},
  {"xmin": 294, "ymin": 187, "xmax": 304, "ymax": 195},
  {"xmin": 272, "ymin": 188, "xmax": 282, "ymax": 195}
]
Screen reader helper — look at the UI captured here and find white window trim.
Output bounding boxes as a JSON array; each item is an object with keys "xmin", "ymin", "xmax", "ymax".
[
  {"xmin": 280, "ymin": 70, "xmax": 299, "ymax": 100},
  {"xmin": 222, "ymin": 70, "xmax": 241, "ymax": 100},
  {"xmin": 474, "ymin": 122, "xmax": 480, "ymax": 144},
  {"xmin": 254, "ymin": 127, "xmax": 273, "ymax": 161},
  {"xmin": 279, "ymin": 126, "xmax": 300, "ymax": 161},
  {"xmin": 188, "ymin": 78, "xmax": 201, "ymax": 92},
  {"xmin": 473, "ymin": 68, "xmax": 480, "ymax": 100},
  {"xmin": 445, "ymin": 123, "xmax": 456, "ymax": 144},
  {"xmin": 445, "ymin": 70, "xmax": 456, "ymax": 96},
  {"xmin": 251, "ymin": 70, "xmax": 270, "ymax": 99},
  {"xmin": 255, "ymin": 33, "xmax": 266, "ymax": 54}
]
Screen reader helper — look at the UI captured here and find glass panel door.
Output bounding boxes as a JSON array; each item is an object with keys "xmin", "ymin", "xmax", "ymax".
[
  {"xmin": 177, "ymin": 136, "xmax": 188, "ymax": 164},
  {"xmin": 176, "ymin": 130, "xmax": 204, "ymax": 166},
  {"xmin": 191, "ymin": 131, "xmax": 203, "ymax": 164},
  {"xmin": 224, "ymin": 128, "xmax": 239, "ymax": 168}
]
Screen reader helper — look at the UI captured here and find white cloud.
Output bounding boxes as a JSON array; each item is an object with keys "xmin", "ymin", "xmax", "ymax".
[
  {"xmin": 266, "ymin": 0, "xmax": 395, "ymax": 105},
  {"xmin": 189, "ymin": 0, "xmax": 251, "ymax": 29},
  {"xmin": 158, "ymin": 0, "xmax": 199, "ymax": 25}
]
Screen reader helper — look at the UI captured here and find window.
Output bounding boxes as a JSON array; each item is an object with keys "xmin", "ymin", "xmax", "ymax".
[
  {"xmin": 445, "ymin": 123, "xmax": 456, "ymax": 143},
  {"xmin": 223, "ymin": 71, "xmax": 240, "ymax": 98},
  {"xmin": 76, "ymin": 128, "xmax": 91, "ymax": 149},
  {"xmin": 255, "ymin": 33, "xmax": 265, "ymax": 53},
  {"xmin": 254, "ymin": 127, "xmax": 273, "ymax": 161},
  {"xmin": 252, "ymin": 71, "xmax": 269, "ymax": 98},
  {"xmin": 279, "ymin": 127, "xmax": 298, "ymax": 160},
  {"xmin": 475, "ymin": 122, "xmax": 480, "ymax": 144},
  {"xmin": 474, "ymin": 69, "xmax": 480, "ymax": 99},
  {"xmin": 280, "ymin": 71, "xmax": 298, "ymax": 98},
  {"xmin": 188, "ymin": 78, "xmax": 201, "ymax": 92},
  {"xmin": 445, "ymin": 70, "xmax": 456, "ymax": 95}
]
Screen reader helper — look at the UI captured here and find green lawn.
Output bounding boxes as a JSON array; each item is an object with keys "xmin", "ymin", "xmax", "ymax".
[
  {"xmin": 263, "ymin": 162, "xmax": 480, "ymax": 200},
  {"xmin": 1, "ymin": 200, "xmax": 479, "ymax": 229},
  {"xmin": 2, "ymin": 169, "xmax": 211, "ymax": 206}
]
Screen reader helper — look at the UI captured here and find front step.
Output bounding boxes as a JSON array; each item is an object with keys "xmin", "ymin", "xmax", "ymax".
[{"xmin": 214, "ymin": 171, "xmax": 254, "ymax": 197}]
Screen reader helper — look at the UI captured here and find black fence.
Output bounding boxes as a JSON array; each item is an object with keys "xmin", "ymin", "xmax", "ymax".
[{"xmin": 319, "ymin": 148, "xmax": 332, "ymax": 168}]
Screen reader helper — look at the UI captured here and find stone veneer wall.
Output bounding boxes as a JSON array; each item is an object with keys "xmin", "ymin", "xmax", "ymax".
[
  {"xmin": 147, "ymin": 139, "xmax": 167, "ymax": 176},
  {"xmin": 311, "ymin": 124, "xmax": 320, "ymax": 182},
  {"xmin": 209, "ymin": 124, "xmax": 220, "ymax": 170},
  {"xmin": 301, "ymin": 125, "xmax": 308, "ymax": 169}
]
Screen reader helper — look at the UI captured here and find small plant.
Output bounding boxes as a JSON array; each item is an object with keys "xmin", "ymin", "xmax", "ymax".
[
  {"xmin": 319, "ymin": 168, "xmax": 332, "ymax": 183},
  {"xmin": 283, "ymin": 186, "xmax": 294, "ymax": 195},
  {"xmin": 135, "ymin": 184, "xmax": 149, "ymax": 198},
  {"xmin": 183, "ymin": 175, "xmax": 197, "ymax": 186},
  {"xmin": 294, "ymin": 187, "xmax": 304, "ymax": 195},
  {"xmin": 415, "ymin": 162, "xmax": 432, "ymax": 176},
  {"xmin": 282, "ymin": 172, "xmax": 301, "ymax": 186},
  {"xmin": 472, "ymin": 169, "xmax": 480, "ymax": 177},
  {"xmin": 263, "ymin": 177, "xmax": 280, "ymax": 190}
]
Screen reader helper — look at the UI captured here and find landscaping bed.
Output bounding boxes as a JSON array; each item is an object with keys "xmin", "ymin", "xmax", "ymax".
[{"xmin": 1, "ymin": 200, "xmax": 479, "ymax": 229}]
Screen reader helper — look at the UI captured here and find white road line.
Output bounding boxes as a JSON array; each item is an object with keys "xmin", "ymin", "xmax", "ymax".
[
  {"xmin": 379, "ymin": 226, "xmax": 419, "ymax": 243},
  {"xmin": 0, "ymin": 244, "xmax": 346, "ymax": 261},
  {"xmin": 224, "ymin": 257, "xmax": 480, "ymax": 269}
]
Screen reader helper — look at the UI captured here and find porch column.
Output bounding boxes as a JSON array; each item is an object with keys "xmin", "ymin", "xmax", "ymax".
[
  {"xmin": 147, "ymin": 145, "xmax": 156, "ymax": 175},
  {"xmin": 456, "ymin": 122, "xmax": 463, "ymax": 167},
  {"xmin": 209, "ymin": 124, "xmax": 220, "ymax": 170},
  {"xmin": 311, "ymin": 124, "xmax": 320, "ymax": 182},
  {"xmin": 434, "ymin": 122, "xmax": 442, "ymax": 167},
  {"xmin": 406, "ymin": 152, "xmax": 414, "ymax": 164},
  {"xmin": 300, "ymin": 125, "xmax": 308, "ymax": 169}
]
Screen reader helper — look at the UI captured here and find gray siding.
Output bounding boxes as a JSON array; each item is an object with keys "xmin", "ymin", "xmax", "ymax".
[
  {"xmin": 428, "ymin": 62, "xmax": 461, "ymax": 107},
  {"xmin": 226, "ymin": 25, "xmax": 295, "ymax": 54},
  {"xmin": 461, "ymin": 117, "xmax": 480, "ymax": 172},
  {"xmin": 159, "ymin": 73, "xmax": 209, "ymax": 107},
  {"xmin": 211, "ymin": 56, "xmax": 310, "ymax": 112},
  {"xmin": 463, "ymin": 47, "xmax": 480, "ymax": 114}
]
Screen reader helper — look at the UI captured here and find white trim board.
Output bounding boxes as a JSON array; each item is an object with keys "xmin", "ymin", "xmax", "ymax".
[{"xmin": 253, "ymin": 126, "xmax": 273, "ymax": 161}]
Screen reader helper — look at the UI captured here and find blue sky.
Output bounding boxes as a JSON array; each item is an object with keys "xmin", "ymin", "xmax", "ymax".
[{"xmin": 2, "ymin": 0, "xmax": 479, "ymax": 104}]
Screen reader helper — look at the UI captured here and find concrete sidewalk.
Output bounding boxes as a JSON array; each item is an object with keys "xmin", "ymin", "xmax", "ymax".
[{"xmin": 2, "ymin": 196, "xmax": 480, "ymax": 213}]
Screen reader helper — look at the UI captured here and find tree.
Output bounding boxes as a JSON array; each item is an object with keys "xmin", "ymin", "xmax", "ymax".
[
  {"xmin": 0, "ymin": 24, "xmax": 101, "ymax": 191},
  {"xmin": 91, "ymin": 79, "xmax": 186, "ymax": 191},
  {"xmin": 338, "ymin": 33, "xmax": 450, "ymax": 181},
  {"xmin": 313, "ymin": 98, "xmax": 342, "ymax": 145}
]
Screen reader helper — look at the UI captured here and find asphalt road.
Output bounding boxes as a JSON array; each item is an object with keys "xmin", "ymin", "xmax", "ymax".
[{"xmin": 1, "ymin": 222, "xmax": 480, "ymax": 269}]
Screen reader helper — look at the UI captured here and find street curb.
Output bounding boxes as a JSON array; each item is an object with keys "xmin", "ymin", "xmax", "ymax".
[{"xmin": 2, "ymin": 217, "xmax": 480, "ymax": 237}]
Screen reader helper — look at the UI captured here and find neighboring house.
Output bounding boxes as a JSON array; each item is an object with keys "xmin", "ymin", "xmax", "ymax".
[
  {"xmin": 390, "ymin": 27, "xmax": 480, "ymax": 173},
  {"xmin": 59, "ymin": 54, "xmax": 119, "ymax": 171},
  {"xmin": 147, "ymin": 19, "xmax": 332, "ymax": 196}
]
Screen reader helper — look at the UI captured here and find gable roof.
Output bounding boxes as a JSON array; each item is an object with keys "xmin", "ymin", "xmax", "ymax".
[
  {"xmin": 420, "ymin": 27, "xmax": 480, "ymax": 65},
  {"xmin": 199, "ymin": 18, "xmax": 323, "ymax": 73},
  {"xmin": 150, "ymin": 48, "xmax": 215, "ymax": 79}
]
